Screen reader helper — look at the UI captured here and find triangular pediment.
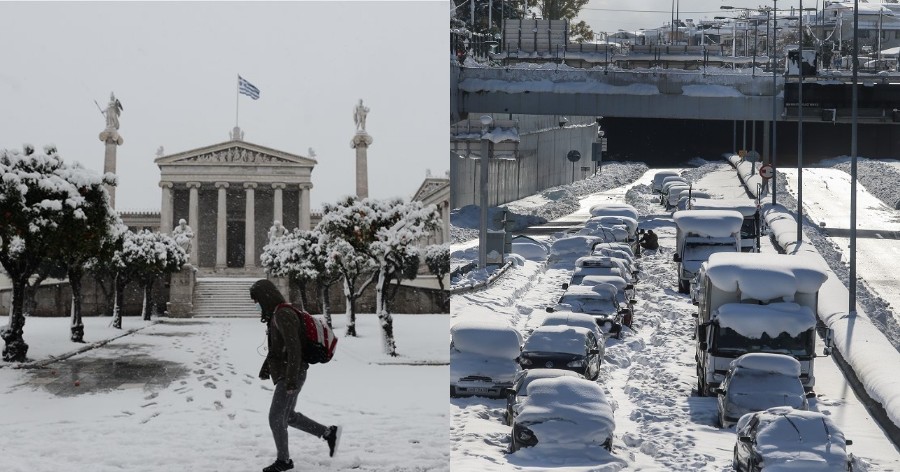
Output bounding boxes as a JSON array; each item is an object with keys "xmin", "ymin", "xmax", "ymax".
[
  {"xmin": 155, "ymin": 140, "xmax": 317, "ymax": 167},
  {"xmin": 412, "ymin": 177, "xmax": 450, "ymax": 203}
]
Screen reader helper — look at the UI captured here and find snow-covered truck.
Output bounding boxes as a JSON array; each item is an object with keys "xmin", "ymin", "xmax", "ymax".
[
  {"xmin": 672, "ymin": 210, "xmax": 744, "ymax": 293},
  {"xmin": 688, "ymin": 198, "xmax": 761, "ymax": 252},
  {"xmin": 692, "ymin": 252, "xmax": 830, "ymax": 396}
]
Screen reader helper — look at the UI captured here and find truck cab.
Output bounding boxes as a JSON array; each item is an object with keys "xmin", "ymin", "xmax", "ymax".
[
  {"xmin": 673, "ymin": 210, "xmax": 744, "ymax": 293},
  {"xmin": 688, "ymin": 198, "xmax": 761, "ymax": 253}
]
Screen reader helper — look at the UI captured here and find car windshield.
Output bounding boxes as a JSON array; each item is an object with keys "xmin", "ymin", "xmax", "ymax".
[{"xmin": 715, "ymin": 327, "xmax": 814, "ymax": 357}]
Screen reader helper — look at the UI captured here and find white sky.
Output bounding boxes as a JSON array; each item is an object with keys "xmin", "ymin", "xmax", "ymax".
[
  {"xmin": 0, "ymin": 1, "xmax": 448, "ymax": 212},
  {"xmin": 581, "ymin": 0, "xmax": 817, "ymax": 34}
]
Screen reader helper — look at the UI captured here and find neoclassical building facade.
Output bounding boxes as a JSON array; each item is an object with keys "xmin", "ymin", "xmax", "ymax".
[{"xmin": 155, "ymin": 127, "xmax": 316, "ymax": 272}]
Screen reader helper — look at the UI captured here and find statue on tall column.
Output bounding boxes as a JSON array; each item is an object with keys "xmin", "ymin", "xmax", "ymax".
[
  {"xmin": 268, "ymin": 220, "xmax": 287, "ymax": 243},
  {"xmin": 103, "ymin": 92, "xmax": 124, "ymax": 130},
  {"xmin": 353, "ymin": 99, "xmax": 369, "ymax": 132},
  {"xmin": 172, "ymin": 219, "xmax": 194, "ymax": 255}
]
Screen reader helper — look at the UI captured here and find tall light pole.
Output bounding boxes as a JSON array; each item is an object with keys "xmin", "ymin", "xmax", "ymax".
[
  {"xmin": 478, "ymin": 115, "xmax": 493, "ymax": 269},
  {"xmin": 850, "ymin": 0, "xmax": 859, "ymax": 315},
  {"xmin": 798, "ymin": 0, "xmax": 805, "ymax": 242},
  {"xmin": 772, "ymin": 0, "xmax": 778, "ymax": 206}
]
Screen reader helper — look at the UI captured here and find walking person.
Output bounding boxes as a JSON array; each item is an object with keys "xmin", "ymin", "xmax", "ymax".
[{"xmin": 251, "ymin": 279, "xmax": 341, "ymax": 472}]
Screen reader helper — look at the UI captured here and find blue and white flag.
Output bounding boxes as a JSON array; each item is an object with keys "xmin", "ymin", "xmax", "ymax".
[{"xmin": 238, "ymin": 75, "xmax": 260, "ymax": 100}]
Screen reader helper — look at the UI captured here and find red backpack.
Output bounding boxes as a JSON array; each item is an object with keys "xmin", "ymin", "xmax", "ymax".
[{"xmin": 275, "ymin": 303, "xmax": 337, "ymax": 364}]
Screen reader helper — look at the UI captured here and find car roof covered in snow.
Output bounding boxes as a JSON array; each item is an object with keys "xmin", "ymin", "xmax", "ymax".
[
  {"xmin": 588, "ymin": 203, "xmax": 639, "ymax": 220},
  {"xmin": 587, "ymin": 215, "xmax": 638, "ymax": 233},
  {"xmin": 673, "ymin": 210, "xmax": 745, "ymax": 237},
  {"xmin": 563, "ymin": 282, "xmax": 619, "ymax": 299},
  {"xmin": 578, "ymin": 275, "xmax": 628, "ymax": 291},
  {"xmin": 541, "ymin": 313, "xmax": 603, "ymax": 338},
  {"xmin": 451, "ymin": 320, "xmax": 522, "ymax": 359},
  {"xmin": 715, "ymin": 302, "xmax": 817, "ymax": 338},
  {"xmin": 705, "ymin": 252, "xmax": 828, "ymax": 301},
  {"xmin": 549, "ymin": 235, "xmax": 601, "ymax": 257},
  {"xmin": 516, "ymin": 377, "xmax": 615, "ymax": 446},
  {"xmin": 731, "ymin": 353, "xmax": 802, "ymax": 377},
  {"xmin": 736, "ymin": 407, "xmax": 850, "ymax": 470},
  {"xmin": 523, "ymin": 325, "xmax": 593, "ymax": 355}
]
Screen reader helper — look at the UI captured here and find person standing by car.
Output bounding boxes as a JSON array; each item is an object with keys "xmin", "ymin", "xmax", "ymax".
[
  {"xmin": 251, "ymin": 279, "xmax": 341, "ymax": 472},
  {"xmin": 639, "ymin": 229, "xmax": 659, "ymax": 251}
]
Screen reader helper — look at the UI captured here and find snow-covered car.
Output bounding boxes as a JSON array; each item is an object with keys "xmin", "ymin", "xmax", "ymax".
[
  {"xmin": 585, "ymin": 215, "xmax": 639, "ymax": 240},
  {"xmin": 450, "ymin": 321, "xmax": 523, "ymax": 398},
  {"xmin": 518, "ymin": 325, "xmax": 602, "ymax": 380},
  {"xmin": 716, "ymin": 353, "xmax": 809, "ymax": 428},
  {"xmin": 567, "ymin": 265, "xmax": 626, "ymax": 287},
  {"xmin": 511, "ymin": 235, "xmax": 549, "ymax": 261},
  {"xmin": 539, "ymin": 312, "xmax": 606, "ymax": 358},
  {"xmin": 660, "ymin": 179, "xmax": 689, "ymax": 204},
  {"xmin": 509, "ymin": 376, "xmax": 615, "ymax": 453},
  {"xmin": 588, "ymin": 202, "xmax": 639, "ymax": 221},
  {"xmin": 548, "ymin": 235, "xmax": 602, "ymax": 262},
  {"xmin": 675, "ymin": 191, "xmax": 712, "ymax": 211},
  {"xmin": 574, "ymin": 255, "xmax": 635, "ymax": 282},
  {"xmin": 503, "ymin": 368, "xmax": 584, "ymax": 425},
  {"xmin": 652, "ymin": 171, "xmax": 681, "ymax": 194},
  {"xmin": 591, "ymin": 241, "xmax": 636, "ymax": 260},
  {"xmin": 733, "ymin": 407, "xmax": 853, "ymax": 472},
  {"xmin": 576, "ymin": 224, "xmax": 629, "ymax": 243},
  {"xmin": 550, "ymin": 284, "xmax": 629, "ymax": 333},
  {"xmin": 663, "ymin": 184, "xmax": 691, "ymax": 210},
  {"xmin": 592, "ymin": 247, "xmax": 638, "ymax": 269}
]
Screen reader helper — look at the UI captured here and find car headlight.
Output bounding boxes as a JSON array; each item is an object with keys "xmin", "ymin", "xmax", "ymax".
[{"xmin": 567, "ymin": 359, "xmax": 585, "ymax": 367}]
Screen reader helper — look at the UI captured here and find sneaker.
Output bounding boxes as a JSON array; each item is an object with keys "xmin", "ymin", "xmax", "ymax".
[
  {"xmin": 324, "ymin": 425, "xmax": 341, "ymax": 458},
  {"xmin": 262, "ymin": 459, "xmax": 294, "ymax": 472}
]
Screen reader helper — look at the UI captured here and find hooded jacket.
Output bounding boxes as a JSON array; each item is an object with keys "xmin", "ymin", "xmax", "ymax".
[{"xmin": 250, "ymin": 279, "xmax": 306, "ymax": 390}]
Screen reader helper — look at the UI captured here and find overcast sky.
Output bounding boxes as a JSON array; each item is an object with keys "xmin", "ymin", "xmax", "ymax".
[
  {"xmin": 0, "ymin": 1, "xmax": 447, "ymax": 212},
  {"xmin": 581, "ymin": 0, "xmax": 814, "ymax": 34}
]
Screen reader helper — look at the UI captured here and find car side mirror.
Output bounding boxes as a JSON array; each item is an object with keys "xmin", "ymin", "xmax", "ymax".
[
  {"xmin": 845, "ymin": 439, "xmax": 853, "ymax": 446},
  {"xmin": 546, "ymin": 306, "xmax": 555, "ymax": 313},
  {"xmin": 806, "ymin": 391, "xmax": 817, "ymax": 399},
  {"xmin": 739, "ymin": 436, "xmax": 752, "ymax": 444},
  {"xmin": 561, "ymin": 283, "xmax": 569, "ymax": 290},
  {"xmin": 673, "ymin": 254, "xmax": 681, "ymax": 262}
]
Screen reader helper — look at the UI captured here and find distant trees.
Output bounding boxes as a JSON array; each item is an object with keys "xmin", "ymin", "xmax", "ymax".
[{"xmin": 425, "ymin": 244, "xmax": 450, "ymax": 312}]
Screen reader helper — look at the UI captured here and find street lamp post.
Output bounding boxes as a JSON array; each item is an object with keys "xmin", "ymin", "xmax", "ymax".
[
  {"xmin": 850, "ymin": 0, "xmax": 860, "ymax": 315},
  {"xmin": 478, "ymin": 115, "xmax": 493, "ymax": 268},
  {"xmin": 772, "ymin": 0, "xmax": 778, "ymax": 206},
  {"xmin": 798, "ymin": 0, "xmax": 805, "ymax": 242}
]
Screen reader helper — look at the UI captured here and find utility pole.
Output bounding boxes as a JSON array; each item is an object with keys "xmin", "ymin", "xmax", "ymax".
[
  {"xmin": 798, "ymin": 0, "xmax": 805, "ymax": 243},
  {"xmin": 772, "ymin": 0, "xmax": 778, "ymax": 206},
  {"xmin": 850, "ymin": 0, "xmax": 859, "ymax": 315}
]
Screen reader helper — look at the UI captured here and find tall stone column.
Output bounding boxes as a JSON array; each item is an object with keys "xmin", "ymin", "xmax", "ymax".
[
  {"xmin": 187, "ymin": 182, "xmax": 201, "ymax": 266},
  {"xmin": 159, "ymin": 181, "xmax": 174, "ymax": 234},
  {"xmin": 351, "ymin": 133, "xmax": 373, "ymax": 199},
  {"xmin": 244, "ymin": 182, "xmax": 257, "ymax": 268},
  {"xmin": 98, "ymin": 92, "xmax": 123, "ymax": 209},
  {"xmin": 299, "ymin": 183, "xmax": 313, "ymax": 231},
  {"xmin": 272, "ymin": 183, "xmax": 285, "ymax": 226},
  {"xmin": 215, "ymin": 182, "xmax": 229, "ymax": 269}
]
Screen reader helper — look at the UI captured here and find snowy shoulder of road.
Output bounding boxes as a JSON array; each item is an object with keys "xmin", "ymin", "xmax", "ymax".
[{"xmin": 0, "ymin": 313, "xmax": 449, "ymax": 472}]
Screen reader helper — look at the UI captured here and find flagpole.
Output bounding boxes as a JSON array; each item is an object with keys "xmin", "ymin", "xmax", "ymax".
[{"xmin": 235, "ymin": 74, "xmax": 239, "ymax": 128}]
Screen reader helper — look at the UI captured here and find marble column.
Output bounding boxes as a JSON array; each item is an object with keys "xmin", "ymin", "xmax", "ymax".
[
  {"xmin": 244, "ymin": 182, "xmax": 257, "ymax": 268},
  {"xmin": 186, "ymin": 182, "xmax": 201, "ymax": 265},
  {"xmin": 351, "ymin": 133, "xmax": 373, "ymax": 199},
  {"xmin": 159, "ymin": 181, "xmax": 174, "ymax": 234},
  {"xmin": 299, "ymin": 183, "xmax": 313, "ymax": 231},
  {"xmin": 272, "ymin": 183, "xmax": 285, "ymax": 226},
  {"xmin": 215, "ymin": 182, "xmax": 229, "ymax": 269}
]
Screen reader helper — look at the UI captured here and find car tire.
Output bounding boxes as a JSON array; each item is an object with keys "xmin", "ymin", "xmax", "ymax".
[
  {"xmin": 678, "ymin": 279, "xmax": 689, "ymax": 294},
  {"xmin": 732, "ymin": 446, "xmax": 740, "ymax": 471},
  {"xmin": 450, "ymin": 385, "xmax": 457, "ymax": 398},
  {"xmin": 697, "ymin": 376, "xmax": 707, "ymax": 397}
]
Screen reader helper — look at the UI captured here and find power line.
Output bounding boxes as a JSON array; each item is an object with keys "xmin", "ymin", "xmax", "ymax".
[{"xmin": 580, "ymin": 7, "xmax": 746, "ymax": 14}]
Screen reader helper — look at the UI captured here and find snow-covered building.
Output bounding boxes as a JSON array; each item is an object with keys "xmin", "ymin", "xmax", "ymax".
[{"xmin": 411, "ymin": 172, "xmax": 450, "ymax": 246}]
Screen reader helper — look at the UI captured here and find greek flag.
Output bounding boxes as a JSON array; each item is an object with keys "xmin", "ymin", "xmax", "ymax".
[{"xmin": 238, "ymin": 75, "xmax": 260, "ymax": 100}]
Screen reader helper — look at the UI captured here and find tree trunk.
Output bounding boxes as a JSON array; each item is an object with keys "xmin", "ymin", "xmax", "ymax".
[
  {"xmin": 318, "ymin": 282, "xmax": 332, "ymax": 329},
  {"xmin": 297, "ymin": 280, "xmax": 308, "ymax": 311},
  {"xmin": 69, "ymin": 270, "xmax": 85, "ymax": 343},
  {"xmin": 436, "ymin": 274, "xmax": 448, "ymax": 313},
  {"xmin": 94, "ymin": 274, "xmax": 114, "ymax": 316},
  {"xmin": 142, "ymin": 279, "xmax": 154, "ymax": 321},
  {"xmin": 113, "ymin": 273, "xmax": 126, "ymax": 329},
  {"xmin": 343, "ymin": 277, "xmax": 356, "ymax": 337},
  {"xmin": 376, "ymin": 268, "xmax": 398, "ymax": 357},
  {"xmin": 1, "ymin": 279, "xmax": 29, "ymax": 361}
]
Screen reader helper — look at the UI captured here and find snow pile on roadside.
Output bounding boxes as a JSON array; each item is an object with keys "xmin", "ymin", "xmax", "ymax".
[
  {"xmin": 451, "ymin": 162, "xmax": 648, "ymax": 242},
  {"xmin": 824, "ymin": 157, "xmax": 900, "ymax": 211}
]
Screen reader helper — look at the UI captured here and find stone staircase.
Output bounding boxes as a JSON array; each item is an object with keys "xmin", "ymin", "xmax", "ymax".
[{"xmin": 193, "ymin": 277, "xmax": 259, "ymax": 317}]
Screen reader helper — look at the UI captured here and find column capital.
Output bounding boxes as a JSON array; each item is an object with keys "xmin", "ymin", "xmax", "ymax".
[
  {"xmin": 299, "ymin": 183, "xmax": 314, "ymax": 190},
  {"xmin": 186, "ymin": 181, "xmax": 202, "ymax": 189},
  {"xmin": 215, "ymin": 181, "xmax": 230, "ymax": 189},
  {"xmin": 159, "ymin": 181, "xmax": 174, "ymax": 189},
  {"xmin": 271, "ymin": 183, "xmax": 286, "ymax": 190},
  {"xmin": 243, "ymin": 182, "xmax": 258, "ymax": 189}
]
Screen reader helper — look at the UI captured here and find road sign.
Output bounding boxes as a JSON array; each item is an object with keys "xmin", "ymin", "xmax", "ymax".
[
  {"xmin": 759, "ymin": 164, "xmax": 774, "ymax": 179},
  {"xmin": 567, "ymin": 150, "xmax": 581, "ymax": 162}
]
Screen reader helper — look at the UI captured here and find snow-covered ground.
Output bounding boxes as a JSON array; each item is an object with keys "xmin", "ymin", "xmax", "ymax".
[
  {"xmin": 451, "ymin": 161, "xmax": 900, "ymax": 470},
  {"xmin": 0, "ymin": 314, "xmax": 448, "ymax": 472}
]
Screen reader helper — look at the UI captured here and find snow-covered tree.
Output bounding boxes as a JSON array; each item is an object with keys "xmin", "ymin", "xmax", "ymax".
[
  {"xmin": 326, "ymin": 237, "xmax": 376, "ymax": 337},
  {"xmin": 260, "ymin": 229, "xmax": 341, "ymax": 327},
  {"xmin": 0, "ymin": 145, "xmax": 117, "ymax": 361},
  {"xmin": 110, "ymin": 230, "xmax": 187, "ymax": 328},
  {"xmin": 425, "ymin": 244, "xmax": 450, "ymax": 312}
]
